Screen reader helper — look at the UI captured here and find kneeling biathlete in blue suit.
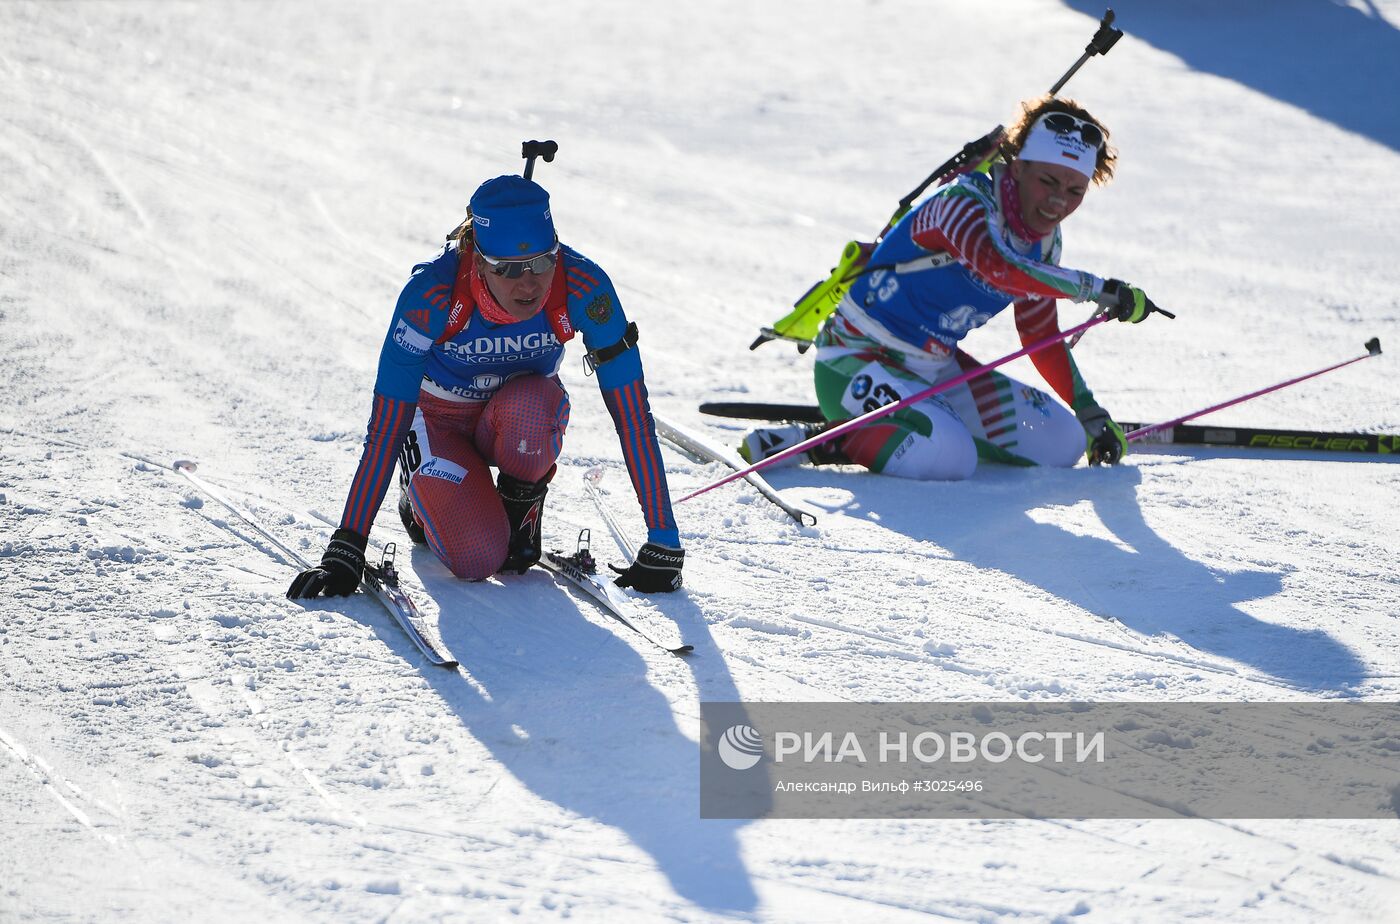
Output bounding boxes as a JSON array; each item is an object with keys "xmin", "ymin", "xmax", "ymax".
[{"xmin": 288, "ymin": 174, "xmax": 683, "ymax": 599}]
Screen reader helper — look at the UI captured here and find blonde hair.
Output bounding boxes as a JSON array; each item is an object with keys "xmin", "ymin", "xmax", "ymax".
[{"xmin": 446, "ymin": 211, "xmax": 474, "ymax": 248}]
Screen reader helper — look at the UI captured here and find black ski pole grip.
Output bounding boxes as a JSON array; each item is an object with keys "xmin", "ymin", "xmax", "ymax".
[
  {"xmin": 521, "ymin": 139, "xmax": 559, "ymax": 180},
  {"xmin": 1048, "ymin": 9, "xmax": 1124, "ymax": 96},
  {"xmin": 1089, "ymin": 9, "xmax": 1124, "ymax": 56}
]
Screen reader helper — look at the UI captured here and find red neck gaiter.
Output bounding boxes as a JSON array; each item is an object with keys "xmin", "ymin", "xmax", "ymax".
[
  {"xmin": 999, "ymin": 168, "xmax": 1044, "ymax": 243},
  {"xmin": 466, "ymin": 257, "xmax": 523, "ymax": 325}
]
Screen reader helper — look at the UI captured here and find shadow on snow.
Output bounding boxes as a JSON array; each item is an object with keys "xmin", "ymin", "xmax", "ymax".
[
  {"xmin": 394, "ymin": 544, "xmax": 761, "ymax": 915},
  {"xmin": 1062, "ymin": 0, "xmax": 1400, "ymax": 152},
  {"xmin": 779, "ymin": 455, "xmax": 1370, "ymax": 693}
]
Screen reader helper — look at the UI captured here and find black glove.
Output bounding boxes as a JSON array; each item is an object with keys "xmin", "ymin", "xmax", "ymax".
[
  {"xmin": 1096, "ymin": 279, "xmax": 1158, "ymax": 323},
  {"xmin": 1077, "ymin": 406, "xmax": 1128, "ymax": 466},
  {"xmin": 610, "ymin": 543, "xmax": 684, "ymax": 593},
  {"xmin": 286, "ymin": 528, "xmax": 368, "ymax": 599}
]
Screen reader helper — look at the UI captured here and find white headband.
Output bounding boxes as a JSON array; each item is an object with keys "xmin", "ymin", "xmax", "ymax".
[{"xmin": 1018, "ymin": 114, "xmax": 1101, "ymax": 180}]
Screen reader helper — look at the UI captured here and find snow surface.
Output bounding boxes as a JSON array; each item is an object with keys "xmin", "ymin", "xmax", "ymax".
[{"xmin": 3, "ymin": 1, "xmax": 1400, "ymax": 921}]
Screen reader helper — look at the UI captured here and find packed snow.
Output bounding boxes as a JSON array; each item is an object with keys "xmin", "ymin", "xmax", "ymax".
[{"xmin": 3, "ymin": 1, "xmax": 1399, "ymax": 921}]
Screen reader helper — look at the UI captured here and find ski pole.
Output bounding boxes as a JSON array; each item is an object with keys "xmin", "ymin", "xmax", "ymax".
[
  {"xmin": 1126, "ymin": 338, "xmax": 1382, "ymax": 444},
  {"xmin": 677, "ymin": 314, "xmax": 1113, "ymax": 504},
  {"xmin": 172, "ymin": 460, "xmax": 314, "ymax": 570},
  {"xmin": 582, "ymin": 467, "xmax": 637, "ymax": 560}
]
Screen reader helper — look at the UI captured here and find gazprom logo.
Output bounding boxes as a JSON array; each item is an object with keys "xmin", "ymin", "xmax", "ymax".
[
  {"xmin": 718, "ymin": 725, "xmax": 763, "ymax": 770},
  {"xmin": 417, "ymin": 456, "xmax": 467, "ymax": 485},
  {"xmin": 393, "ymin": 319, "xmax": 432, "ymax": 356}
]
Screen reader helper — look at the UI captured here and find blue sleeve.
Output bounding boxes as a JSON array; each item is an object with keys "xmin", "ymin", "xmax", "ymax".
[
  {"xmin": 565, "ymin": 255, "xmax": 680, "ymax": 548},
  {"xmin": 372, "ymin": 252, "xmax": 456, "ymax": 402},
  {"xmin": 566, "ymin": 258, "xmax": 643, "ymax": 388},
  {"xmin": 338, "ymin": 251, "xmax": 455, "ymax": 536},
  {"xmin": 339, "ymin": 394, "xmax": 415, "ymax": 536}
]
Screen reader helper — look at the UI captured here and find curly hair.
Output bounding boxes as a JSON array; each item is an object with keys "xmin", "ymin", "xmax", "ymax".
[{"xmin": 1005, "ymin": 94, "xmax": 1117, "ymax": 186}]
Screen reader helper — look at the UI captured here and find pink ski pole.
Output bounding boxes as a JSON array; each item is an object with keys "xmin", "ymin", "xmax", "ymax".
[
  {"xmin": 1127, "ymin": 337, "xmax": 1382, "ymax": 444},
  {"xmin": 677, "ymin": 314, "xmax": 1112, "ymax": 504}
]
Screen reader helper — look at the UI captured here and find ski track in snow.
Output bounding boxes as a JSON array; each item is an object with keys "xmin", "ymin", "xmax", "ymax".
[{"xmin": 4, "ymin": 0, "xmax": 1400, "ymax": 921}]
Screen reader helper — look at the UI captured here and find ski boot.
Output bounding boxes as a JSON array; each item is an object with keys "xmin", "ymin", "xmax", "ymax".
[
  {"xmin": 397, "ymin": 467, "xmax": 427, "ymax": 546},
  {"xmin": 737, "ymin": 423, "xmax": 850, "ymax": 466},
  {"xmin": 497, "ymin": 464, "xmax": 555, "ymax": 574}
]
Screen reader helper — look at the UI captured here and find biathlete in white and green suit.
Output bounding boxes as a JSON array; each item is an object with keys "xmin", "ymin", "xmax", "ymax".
[{"xmin": 743, "ymin": 96, "xmax": 1166, "ymax": 479}]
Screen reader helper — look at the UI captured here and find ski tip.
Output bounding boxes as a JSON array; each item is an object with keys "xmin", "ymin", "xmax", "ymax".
[
  {"xmin": 671, "ymin": 644, "xmax": 695, "ymax": 656},
  {"xmin": 172, "ymin": 459, "xmax": 197, "ymax": 473},
  {"xmin": 438, "ymin": 659, "xmax": 461, "ymax": 670},
  {"xmin": 1365, "ymin": 337, "xmax": 1381, "ymax": 356}
]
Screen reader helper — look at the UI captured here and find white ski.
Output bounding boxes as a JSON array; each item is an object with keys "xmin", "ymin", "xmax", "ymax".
[
  {"xmin": 538, "ymin": 529, "xmax": 692, "ymax": 656},
  {"xmin": 652, "ymin": 413, "xmax": 817, "ymax": 526}
]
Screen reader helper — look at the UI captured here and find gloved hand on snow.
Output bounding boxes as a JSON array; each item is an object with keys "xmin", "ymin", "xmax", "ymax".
[
  {"xmin": 1077, "ymin": 406, "xmax": 1128, "ymax": 466},
  {"xmin": 286, "ymin": 528, "xmax": 367, "ymax": 599},
  {"xmin": 610, "ymin": 542, "xmax": 684, "ymax": 593}
]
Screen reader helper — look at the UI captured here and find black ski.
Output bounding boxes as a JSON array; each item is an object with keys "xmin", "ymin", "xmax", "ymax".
[
  {"xmin": 699, "ymin": 402, "xmax": 1398, "ymax": 456},
  {"xmin": 700, "ymin": 401, "xmax": 826, "ymax": 424},
  {"xmin": 1123, "ymin": 422, "xmax": 1398, "ymax": 455}
]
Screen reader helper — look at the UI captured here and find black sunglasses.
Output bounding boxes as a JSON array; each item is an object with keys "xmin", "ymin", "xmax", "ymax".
[
  {"xmin": 1040, "ymin": 113, "xmax": 1104, "ymax": 149},
  {"xmin": 479, "ymin": 243, "xmax": 560, "ymax": 279}
]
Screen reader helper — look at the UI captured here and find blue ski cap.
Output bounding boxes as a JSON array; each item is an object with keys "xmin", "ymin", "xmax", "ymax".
[{"xmin": 469, "ymin": 175, "xmax": 555, "ymax": 258}]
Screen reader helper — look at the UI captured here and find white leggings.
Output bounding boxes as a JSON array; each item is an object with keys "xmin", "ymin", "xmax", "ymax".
[{"xmin": 813, "ymin": 350, "xmax": 1084, "ymax": 481}]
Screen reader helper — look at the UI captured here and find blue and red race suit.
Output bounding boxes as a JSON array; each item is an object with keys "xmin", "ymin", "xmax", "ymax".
[{"xmin": 338, "ymin": 242, "xmax": 679, "ymax": 547}]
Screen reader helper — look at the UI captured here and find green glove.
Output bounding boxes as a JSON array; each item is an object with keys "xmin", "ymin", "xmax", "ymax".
[
  {"xmin": 1096, "ymin": 279, "xmax": 1156, "ymax": 323},
  {"xmin": 1077, "ymin": 406, "xmax": 1128, "ymax": 466}
]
